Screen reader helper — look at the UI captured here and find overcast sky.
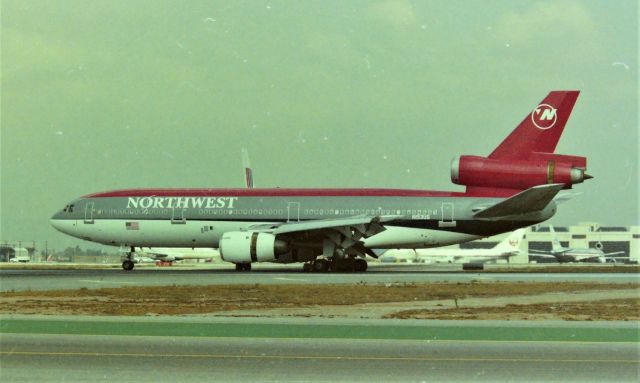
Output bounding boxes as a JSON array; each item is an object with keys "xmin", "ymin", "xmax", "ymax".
[{"xmin": 1, "ymin": 0, "xmax": 638, "ymax": 250}]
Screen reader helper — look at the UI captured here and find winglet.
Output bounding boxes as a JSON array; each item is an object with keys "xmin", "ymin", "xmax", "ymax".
[{"xmin": 473, "ymin": 184, "xmax": 564, "ymax": 218}]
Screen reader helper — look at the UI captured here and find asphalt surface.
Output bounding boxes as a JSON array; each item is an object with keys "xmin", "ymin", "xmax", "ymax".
[
  {"xmin": 1, "ymin": 332, "xmax": 638, "ymax": 382},
  {"xmin": 3, "ymin": 315, "xmax": 637, "ymax": 342},
  {"xmin": 2, "ymin": 264, "xmax": 638, "ymax": 383},
  {"xmin": 1, "ymin": 266, "xmax": 638, "ymax": 292}
]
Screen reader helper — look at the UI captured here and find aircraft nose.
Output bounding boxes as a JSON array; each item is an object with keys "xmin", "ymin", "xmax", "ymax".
[
  {"xmin": 50, "ymin": 218, "xmax": 64, "ymax": 233},
  {"xmin": 50, "ymin": 217, "xmax": 74, "ymax": 235}
]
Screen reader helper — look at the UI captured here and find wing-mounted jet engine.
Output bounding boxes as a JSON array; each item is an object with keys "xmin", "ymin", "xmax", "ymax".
[{"xmin": 219, "ymin": 231, "xmax": 289, "ymax": 270}]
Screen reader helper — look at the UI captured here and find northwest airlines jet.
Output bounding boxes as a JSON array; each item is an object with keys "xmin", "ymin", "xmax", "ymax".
[{"xmin": 51, "ymin": 91, "xmax": 591, "ymax": 272}]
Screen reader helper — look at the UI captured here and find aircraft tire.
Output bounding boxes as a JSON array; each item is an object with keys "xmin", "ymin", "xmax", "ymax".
[
  {"xmin": 302, "ymin": 263, "xmax": 312, "ymax": 272},
  {"xmin": 354, "ymin": 259, "xmax": 367, "ymax": 272},
  {"xmin": 331, "ymin": 258, "xmax": 356, "ymax": 272},
  {"xmin": 313, "ymin": 259, "xmax": 329, "ymax": 273},
  {"xmin": 235, "ymin": 263, "xmax": 252, "ymax": 272},
  {"xmin": 122, "ymin": 260, "xmax": 134, "ymax": 271}
]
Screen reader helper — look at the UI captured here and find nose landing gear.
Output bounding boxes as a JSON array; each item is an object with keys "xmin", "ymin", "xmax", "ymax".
[
  {"xmin": 122, "ymin": 259, "xmax": 134, "ymax": 271},
  {"xmin": 122, "ymin": 246, "xmax": 135, "ymax": 271}
]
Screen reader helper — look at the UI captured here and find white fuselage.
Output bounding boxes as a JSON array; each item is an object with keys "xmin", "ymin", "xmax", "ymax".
[{"xmin": 51, "ymin": 218, "xmax": 481, "ymax": 250}]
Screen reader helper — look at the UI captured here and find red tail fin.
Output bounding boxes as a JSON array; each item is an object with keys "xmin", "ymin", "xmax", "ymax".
[
  {"xmin": 456, "ymin": 90, "xmax": 589, "ymax": 197},
  {"xmin": 489, "ymin": 91, "xmax": 580, "ymax": 160}
]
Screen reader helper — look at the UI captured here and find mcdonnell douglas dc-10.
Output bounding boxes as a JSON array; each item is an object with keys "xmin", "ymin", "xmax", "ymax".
[{"xmin": 51, "ymin": 91, "xmax": 591, "ymax": 272}]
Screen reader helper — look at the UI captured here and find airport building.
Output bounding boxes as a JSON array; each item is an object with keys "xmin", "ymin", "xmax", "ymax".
[
  {"xmin": 460, "ymin": 222, "xmax": 639, "ymax": 264},
  {"xmin": 0, "ymin": 243, "xmax": 36, "ymax": 262},
  {"xmin": 0, "ymin": 242, "xmax": 121, "ymax": 263}
]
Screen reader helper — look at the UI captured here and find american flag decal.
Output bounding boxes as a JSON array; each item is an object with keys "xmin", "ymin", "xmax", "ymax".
[{"xmin": 126, "ymin": 222, "xmax": 139, "ymax": 230}]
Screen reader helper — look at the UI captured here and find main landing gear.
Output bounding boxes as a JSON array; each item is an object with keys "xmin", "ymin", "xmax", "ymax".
[
  {"xmin": 303, "ymin": 258, "xmax": 368, "ymax": 273},
  {"xmin": 122, "ymin": 246, "xmax": 135, "ymax": 271},
  {"xmin": 234, "ymin": 262, "xmax": 252, "ymax": 272}
]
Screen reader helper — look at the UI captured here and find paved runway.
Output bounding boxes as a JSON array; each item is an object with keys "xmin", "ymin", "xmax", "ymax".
[
  {"xmin": 1, "ymin": 333, "xmax": 637, "ymax": 382},
  {"xmin": 1, "ymin": 267, "xmax": 638, "ymax": 292}
]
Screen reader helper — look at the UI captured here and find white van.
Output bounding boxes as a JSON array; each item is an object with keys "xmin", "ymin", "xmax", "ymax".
[{"xmin": 9, "ymin": 247, "xmax": 30, "ymax": 263}]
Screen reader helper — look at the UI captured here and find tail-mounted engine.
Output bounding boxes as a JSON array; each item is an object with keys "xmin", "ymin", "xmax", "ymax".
[
  {"xmin": 451, "ymin": 154, "xmax": 591, "ymax": 191},
  {"xmin": 219, "ymin": 231, "xmax": 289, "ymax": 264}
]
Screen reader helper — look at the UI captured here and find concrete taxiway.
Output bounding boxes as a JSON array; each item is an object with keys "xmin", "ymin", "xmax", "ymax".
[
  {"xmin": 1, "ymin": 320, "xmax": 638, "ymax": 382},
  {"xmin": 1, "ymin": 266, "xmax": 638, "ymax": 292},
  {"xmin": 1, "ymin": 263, "xmax": 638, "ymax": 382}
]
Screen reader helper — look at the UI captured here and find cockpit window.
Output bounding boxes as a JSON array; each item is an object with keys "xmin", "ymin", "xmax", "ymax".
[{"xmin": 63, "ymin": 204, "xmax": 74, "ymax": 213}]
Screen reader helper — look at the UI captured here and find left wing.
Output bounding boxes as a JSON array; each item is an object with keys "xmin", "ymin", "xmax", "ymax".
[
  {"xmin": 249, "ymin": 215, "xmax": 402, "ymax": 258},
  {"xmin": 528, "ymin": 253, "xmax": 558, "ymax": 259},
  {"xmin": 573, "ymin": 254, "xmax": 603, "ymax": 262},
  {"xmin": 248, "ymin": 215, "xmax": 401, "ymax": 235}
]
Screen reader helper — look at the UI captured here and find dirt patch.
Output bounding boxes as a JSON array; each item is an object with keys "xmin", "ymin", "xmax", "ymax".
[
  {"xmin": 384, "ymin": 298, "xmax": 640, "ymax": 321},
  {"xmin": 1, "ymin": 282, "xmax": 637, "ymax": 318}
]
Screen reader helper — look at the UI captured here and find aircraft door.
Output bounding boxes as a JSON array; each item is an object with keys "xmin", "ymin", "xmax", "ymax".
[
  {"xmin": 438, "ymin": 202, "xmax": 456, "ymax": 227},
  {"xmin": 287, "ymin": 202, "xmax": 300, "ymax": 222},
  {"xmin": 171, "ymin": 208, "xmax": 186, "ymax": 224},
  {"xmin": 84, "ymin": 202, "xmax": 94, "ymax": 224}
]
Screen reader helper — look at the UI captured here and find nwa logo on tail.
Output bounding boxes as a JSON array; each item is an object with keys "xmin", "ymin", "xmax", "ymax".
[{"xmin": 531, "ymin": 104, "xmax": 557, "ymax": 130}]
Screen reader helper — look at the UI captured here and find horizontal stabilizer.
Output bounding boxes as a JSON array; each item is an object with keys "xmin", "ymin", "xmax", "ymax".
[
  {"xmin": 554, "ymin": 190, "xmax": 583, "ymax": 205},
  {"xmin": 473, "ymin": 184, "xmax": 564, "ymax": 218}
]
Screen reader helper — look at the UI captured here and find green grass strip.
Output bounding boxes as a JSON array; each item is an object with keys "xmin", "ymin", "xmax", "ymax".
[{"xmin": 1, "ymin": 319, "xmax": 638, "ymax": 342}]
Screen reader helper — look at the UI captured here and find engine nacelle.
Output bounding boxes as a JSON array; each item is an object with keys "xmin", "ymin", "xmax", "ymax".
[
  {"xmin": 451, "ymin": 155, "xmax": 589, "ymax": 190},
  {"xmin": 219, "ymin": 231, "xmax": 289, "ymax": 264}
]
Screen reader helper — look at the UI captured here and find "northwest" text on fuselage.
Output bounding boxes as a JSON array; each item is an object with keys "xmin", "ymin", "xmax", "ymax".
[{"xmin": 126, "ymin": 197, "xmax": 239, "ymax": 209}]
